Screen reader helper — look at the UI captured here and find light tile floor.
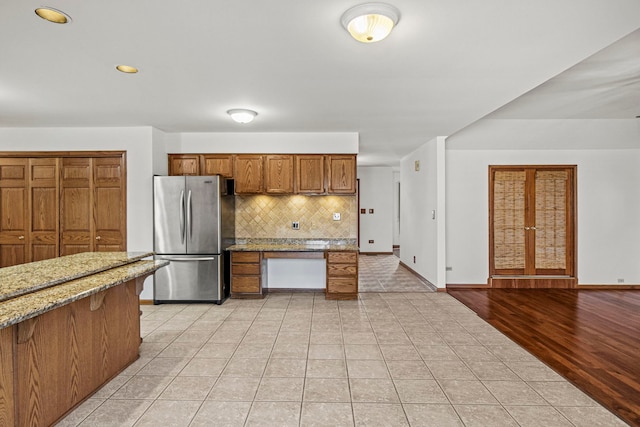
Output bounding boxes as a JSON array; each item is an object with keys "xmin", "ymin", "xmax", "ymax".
[
  {"xmin": 59, "ymin": 256, "xmax": 627, "ymax": 426},
  {"xmin": 359, "ymin": 254, "xmax": 434, "ymax": 292}
]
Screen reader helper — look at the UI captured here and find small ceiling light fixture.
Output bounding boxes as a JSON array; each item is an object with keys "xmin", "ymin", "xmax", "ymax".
[
  {"xmin": 341, "ymin": 2, "xmax": 400, "ymax": 43},
  {"xmin": 227, "ymin": 109, "xmax": 257, "ymax": 124},
  {"xmin": 116, "ymin": 65, "xmax": 139, "ymax": 74},
  {"xmin": 35, "ymin": 7, "xmax": 72, "ymax": 24}
]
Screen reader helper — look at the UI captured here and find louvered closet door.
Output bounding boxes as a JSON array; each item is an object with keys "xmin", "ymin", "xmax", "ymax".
[{"xmin": 490, "ymin": 166, "xmax": 575, "ymax": 279}]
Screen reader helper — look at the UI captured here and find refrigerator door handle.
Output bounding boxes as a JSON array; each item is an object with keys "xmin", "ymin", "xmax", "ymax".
[
  {"xmin": 160, "ymin": 256, "xmax": 216, "ymax": 262},
  {"xmin": 179, "ymin": 190, "xmax": 186, "ymax": 244},
  {"xmin": 187, "ymin": 189, "xmax": 193, "ymax": 240}
]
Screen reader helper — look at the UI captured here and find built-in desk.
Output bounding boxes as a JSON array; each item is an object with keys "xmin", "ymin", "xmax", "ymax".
[
  {"xmin": 227, "ymin": 240, "xmax": 359, "ymax": 300},
  {"xmin": 0, "ymin": 252, "xmax": 167, "ymax": 427}
]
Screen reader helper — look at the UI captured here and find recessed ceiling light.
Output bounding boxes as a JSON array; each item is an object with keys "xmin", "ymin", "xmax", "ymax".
[
  {"xmin": 227, "ymin": 109, "xmax": 258, "ymax": 124},
  {"xmin": 341, "ymin": 3, "xmax": 400, "ymax": 43},
  {"xmin": 116, "ymin": 65, "xmax": 139, "ymax": 74},
  {"xmin": 35, "ymin": 7, "xmax": 71, "ymax": 24}
]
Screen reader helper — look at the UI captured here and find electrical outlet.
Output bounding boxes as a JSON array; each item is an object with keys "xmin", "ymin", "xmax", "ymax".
[
  {"xmin": 368, "ymin": 240, "xmax": 374, "ymax": 244},
  {"xmin": 413, "ymin": 256, "xmax": 416, "ymax": 263},
  {"xmin": 617, "ymin": 278, "xmax": 625, "ymax": 283},
  {"xmin": 446, "ymin": 266, "xmax": 453, "ymax": 271},
  {"xmin": 292, "ymin": 221, "xmax": 299, "ymax": 230},
  {"xmin": 333, "ymin": 212, "xmax": 341, "ymax": 221}
]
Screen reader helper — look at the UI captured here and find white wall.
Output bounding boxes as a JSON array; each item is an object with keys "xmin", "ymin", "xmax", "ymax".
[
  {"xmin": 399, "ymin": 139, "xmax": 439, "ymax": 285},
  {"xmin": 392, "ymin": 170, "xmax": 400, "ymax": 246},
  {"xmin": 357, "ymin": 166, "xmax": 394, "ymax": 253},
  {"xmin": 176, "ymin": 132, "xmax": 359, "ymax": 154},
  {"xmin": 446, "ymin": 143, "xmax": 640, "ymax": 285}
]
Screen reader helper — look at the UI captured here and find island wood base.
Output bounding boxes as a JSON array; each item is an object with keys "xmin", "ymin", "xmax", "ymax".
[{"xmin": 0, "ymin": 279, "xmax": 142, "ymax": 427}]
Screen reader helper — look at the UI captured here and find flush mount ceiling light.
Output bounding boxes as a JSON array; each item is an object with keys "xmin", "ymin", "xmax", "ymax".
[
  {"xmin": 227, "ymin": 109, "xmax": 257, "ymax": 124},
  {"xmin": 35, "ymin": 7, "xmax": 72, "ymax": 24},
  {"xmin": 116, "ymin": 65, "xmax": 139, "ymax": 74},
  {"xmin": 341, "ymin": 2, "xmax": 400, "ymax": 43}
]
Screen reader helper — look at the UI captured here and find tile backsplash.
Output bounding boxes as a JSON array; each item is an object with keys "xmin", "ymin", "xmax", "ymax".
[{"xmin": 235, "ymin": 195, "xmax": 357, "ymax": 239}]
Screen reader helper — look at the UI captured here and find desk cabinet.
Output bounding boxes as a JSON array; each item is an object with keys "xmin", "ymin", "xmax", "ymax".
[
  {"xmin": 231, "ymin": 251, "xmax": 264, "ymax": 298},
  {"xmin": 326, "ymin": 251, "xmax": 358, "ymax": 300}
]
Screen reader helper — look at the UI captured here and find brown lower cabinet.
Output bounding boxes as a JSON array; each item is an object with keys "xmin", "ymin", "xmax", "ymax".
[
  {"xmin": 230, "ymin": 251, "xmax": 264, "ymax": 298},
  {"xmin": 326, "ymin": 251, "xmax": 358, "ymax": 300},
  {"xmin": 0, "ymin": 279, "xmax": 141, "ymax": 427}
]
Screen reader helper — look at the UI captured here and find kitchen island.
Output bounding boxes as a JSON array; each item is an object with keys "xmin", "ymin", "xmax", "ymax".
[
  {"xmin": 0, "ymin": 252, "xmax": 167, "ymax": 427},
  {"xmin": 227, "ymin": 239, "xmax": 359, "ymax": 300}
]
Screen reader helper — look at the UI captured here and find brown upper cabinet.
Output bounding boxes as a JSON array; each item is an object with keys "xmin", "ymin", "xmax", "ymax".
[
  {"xmin": 235, "ymin": 155, "xmax": 264, "ymax": 194},
  {"xmin": 168, "ymin": 153, "xmax": 356, "ymax": 195},
  {"xmin": 295, "ymin": 155, "xmax": 325, "ymax": 194},
  {"xmin": 265, "ymin": 155, "xmax": 294, "ymax": 194},
  {"xmin": 202, "ymin": 154, "xmax": 234, "ymax": 178},
  {"xmin": 327, "ymin": 155, "xmax": 357, "ymax": 194},
  {"xmin": 168, "ymin": 154, "xmax": 200, "ymax": 175}
]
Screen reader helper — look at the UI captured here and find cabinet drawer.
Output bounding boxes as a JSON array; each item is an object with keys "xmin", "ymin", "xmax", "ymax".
[
  {"xmin": 232, "ymin": 276, "xmax": 261, "ymax": 293},
  {"xmin": 232, "ymin": 252, "xmax": 261, "ymax": 263},
  {"xmin": 327, "ymin": 278, "xmax": 357, "ymax": 293},
  {"xmin": 327, "ymin": 264, "xmax": 357, "ymax": 277},
  {"xmin": 232, "ymin": 263, "xmax": 260, "ymax": 275},
  {"xmin": 327, "ymin": 252, "xmax": 357, "ymax": 264}
]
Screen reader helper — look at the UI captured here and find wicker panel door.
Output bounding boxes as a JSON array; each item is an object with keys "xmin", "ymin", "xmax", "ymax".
[{"xmin": 489, "ymin": 166, "xmax": 576, "ymax": 285}]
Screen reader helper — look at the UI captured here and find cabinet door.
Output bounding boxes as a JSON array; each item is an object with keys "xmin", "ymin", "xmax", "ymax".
[
  {"xmin": 202, "ymin": 154, "xmax": 234, "ymax": 178},
  {"xmin": 295, "ymin": 155, "xmax": 325, "ymax": 194},
  {"xmin": 93, "ymin": 157, "xmax": 126, "ymax": 251},
  {"xmin": 235, "ymin": 155, "xmax": 264, "ymax": 194},
  {"xmin": 327, "ymin": 155, "xmax": 356, "ymax": 194},
  {"xmin": 265, "ymin": 155, "xmax": 294, "ymax": 194},
  {"xmin": 29, "ymin": 158, "xmax": 59, "ymax": 262},
  {"xmin": 60, "ymin": 158, "xmax": 93, "ymax": 255},
  {"xmin": 169, "ymin": 154, "xmax": 200, "ymax": 176},
  {"xmin": 0, "ymin": 158, "xmax": 28, "ymax": 267}
]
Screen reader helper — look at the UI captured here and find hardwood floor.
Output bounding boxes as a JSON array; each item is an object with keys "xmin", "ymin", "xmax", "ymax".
[{"xmin": 448, "ymin": 289, "xmax": 640, "ymax": 426}]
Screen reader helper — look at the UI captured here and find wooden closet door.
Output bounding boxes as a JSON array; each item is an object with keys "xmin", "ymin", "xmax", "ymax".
[
  {"xmin": 93, "ymin": 157, "xmax": 125, "ymax": 251},
  {"xmin": 0, "ymin": 158, "xmax": 28, "ymax": 267},
  {"xmin": 60, "ymin": 158, "xmax": 93, "ymax": 255},
  {"xmin": 29, "ymin": 158, "xmax": 60, "ymax": 262},
  {"xmin": 489, "ymin": 165, "xmax": 576, "ymax": 287}
]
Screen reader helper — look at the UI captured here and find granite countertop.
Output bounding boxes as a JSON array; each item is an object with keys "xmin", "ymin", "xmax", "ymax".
[
  {"xmin": 0, "ymin": 259, "xmax": 167, "ymax": 329},
  {"xmin": 227, "ymin": 238, "xmax": 359, "ymax": 252},
  {"xmin": 0, "ymin": 251, "xmax": 153, "ymax": 302}
]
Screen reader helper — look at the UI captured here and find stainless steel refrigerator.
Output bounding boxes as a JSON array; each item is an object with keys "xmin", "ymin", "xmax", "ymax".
[{"xmin": 153, "ymin": 175, "xmax": 234, "ymax": 304}]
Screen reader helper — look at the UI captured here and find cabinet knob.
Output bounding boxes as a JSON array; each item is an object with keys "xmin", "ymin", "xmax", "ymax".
[
  {"xmin": 95, "ymin": 236, "xmax": 101, "ymax": 240},
  {"xmin": 18, "ymin": 235, "xmax": 25, "ymax": 240}
]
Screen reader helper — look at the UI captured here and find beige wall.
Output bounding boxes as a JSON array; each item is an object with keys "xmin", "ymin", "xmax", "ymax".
[{"xmin": 235, "ymin": 195, "xmax": 357, "ymax": 239}]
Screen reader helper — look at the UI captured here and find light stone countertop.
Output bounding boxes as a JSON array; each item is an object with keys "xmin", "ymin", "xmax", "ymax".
[
  {"xmin": 0, "ymin": 259, "xmax": 167, "ymax": 329},
  {"xmin": 0, "ymin": 251, "xmax": 153, "ymax": 302}
]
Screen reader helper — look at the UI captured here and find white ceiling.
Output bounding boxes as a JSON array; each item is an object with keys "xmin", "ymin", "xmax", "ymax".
[{"xmin": 1, "ymin": 1, "xmax": 639, "ymax": 165}]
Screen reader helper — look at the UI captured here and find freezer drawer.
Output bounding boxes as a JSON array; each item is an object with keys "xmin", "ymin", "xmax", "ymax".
[{"xmin": 154, "ymin": 255, "xmax": 223, "ymax": 303}]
